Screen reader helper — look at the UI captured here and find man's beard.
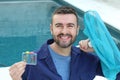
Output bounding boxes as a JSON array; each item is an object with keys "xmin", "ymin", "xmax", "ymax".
[{"xmin": 53, "ymin": 33, "xmax": 76, "ymax": 48}]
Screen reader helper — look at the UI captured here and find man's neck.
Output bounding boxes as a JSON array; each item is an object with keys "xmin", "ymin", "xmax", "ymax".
[{"xmin": 50, "ymin": 43, "xmax": 71, "ymax": 56}]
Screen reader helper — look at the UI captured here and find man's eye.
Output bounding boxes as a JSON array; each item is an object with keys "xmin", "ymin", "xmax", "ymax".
[
  {"xmin": 68, "ymin": 25, "xmax": 73, "ymax": 27},
  {"xmin": 68, "ymin": 25, "xmax": 74, "ymax": 28},
  {"xmin": 67, "ymin": 23, "xmax": 75, "ymax": 28},
  {"xmin": 56, "ymin": 25, "xmax": 63, "ymax": 28}
]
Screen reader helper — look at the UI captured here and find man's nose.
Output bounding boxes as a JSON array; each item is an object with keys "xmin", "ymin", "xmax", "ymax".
[{"xmin": 61, "ymin": 26, "xmax": 68, "ymax": 34}]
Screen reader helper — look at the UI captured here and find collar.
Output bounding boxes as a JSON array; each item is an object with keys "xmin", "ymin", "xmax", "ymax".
[{"xmin": 37, "ymin": 39, "xmax": 81, "ymax": 60}]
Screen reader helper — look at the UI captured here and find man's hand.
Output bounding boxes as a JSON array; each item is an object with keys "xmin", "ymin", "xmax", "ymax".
[
  {"xmin": 79, "ymin": 39, "xmax": 94, "ymax": 52},
  {"xmin": 9, "ymin": 61, "xmax": 26, "ymax": 80}
]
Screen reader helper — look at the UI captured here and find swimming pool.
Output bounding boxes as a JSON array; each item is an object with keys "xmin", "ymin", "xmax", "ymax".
[
  {"xmin": 0, "ymin": 0, "xmax": 86, "ymax": 66},
  {"xmin": 0, "ymin": 0, "xmax": 120, "ymax": 67}
]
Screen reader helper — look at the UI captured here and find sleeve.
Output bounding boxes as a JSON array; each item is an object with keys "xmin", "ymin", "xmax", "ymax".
[
  {"xmin": 96, "ymin": 60, "xmax": 104, "ymax": 76},
  {"xmin": 22, "ymin": 65, "xmax": 30, "ymax": 80},
  {"xmin": 116, "ymin": 72, "xmax": 120, "ymax": 80}
]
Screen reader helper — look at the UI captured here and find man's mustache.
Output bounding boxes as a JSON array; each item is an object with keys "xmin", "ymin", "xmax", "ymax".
[{"xmin": 57, "ymin": 33, "xmax": 72, "ymax": 37}]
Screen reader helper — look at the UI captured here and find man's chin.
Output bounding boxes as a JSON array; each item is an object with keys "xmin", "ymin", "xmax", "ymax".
[
  {"xmin": 59, "ymin": 43, "xmax": 71, "ymax": 48},
  {"xmin": 54, "ymin": 39, "xmax": 73, "ymax": 48}
]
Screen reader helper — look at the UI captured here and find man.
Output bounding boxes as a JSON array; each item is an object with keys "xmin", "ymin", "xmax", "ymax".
[{"xmin": 9, "ymin": 6, "xmax": 104, "ymax": 80}]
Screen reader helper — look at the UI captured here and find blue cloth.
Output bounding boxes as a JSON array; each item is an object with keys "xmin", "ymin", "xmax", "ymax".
[
  {"xmin": 22, "ymin": 39, "xmax": 103, "ymax": 80},
  {"xmin": 48, "ymin": 46, "xmax": 71, "ymax": 80},
  {"xmin": 83, "ymin": 11, "xmax": 120, "ymax": 80}
]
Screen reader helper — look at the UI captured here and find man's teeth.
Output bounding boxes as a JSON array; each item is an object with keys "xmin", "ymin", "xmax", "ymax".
[{"xmin": 61, "ymin": 36, "xmax": 69, "ymax": 39}]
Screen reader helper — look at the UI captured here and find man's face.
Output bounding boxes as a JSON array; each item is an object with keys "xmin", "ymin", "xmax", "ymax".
[{"xmin": 51, "ymin": 14, "xmax": 79, "ymax": 48}]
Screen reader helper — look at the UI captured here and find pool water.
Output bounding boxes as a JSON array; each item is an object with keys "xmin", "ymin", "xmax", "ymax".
[{"xmin": 0, "ymin": 0, "xmax": 87, "ymax": 66}]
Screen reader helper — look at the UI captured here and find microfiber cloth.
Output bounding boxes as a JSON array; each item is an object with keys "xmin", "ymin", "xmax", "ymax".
[{"xmin": 83, "ymin": 10, "xmax": 120, "ymax": 80}]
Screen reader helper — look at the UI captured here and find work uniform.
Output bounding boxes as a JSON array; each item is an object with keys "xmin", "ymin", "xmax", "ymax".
[{"xmin": 22, "ymin": 39, "xmax": 104, "ymax": 80}]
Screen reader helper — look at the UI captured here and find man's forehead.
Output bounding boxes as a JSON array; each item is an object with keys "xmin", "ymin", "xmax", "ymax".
[
  {"xmin": 52, "ymin": 14, "xmax": 77, "ymax": 23},
  {"xmin": 53, "ymin": 14, "xmax": 76, "ymax": 18}
]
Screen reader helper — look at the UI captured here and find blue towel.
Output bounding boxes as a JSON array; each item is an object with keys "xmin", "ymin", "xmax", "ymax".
[{"xmin": 83, "ymin": 10, "xmax": 120, "ymax": 80}]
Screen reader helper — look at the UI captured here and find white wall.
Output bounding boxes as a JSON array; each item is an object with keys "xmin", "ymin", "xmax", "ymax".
[{"xmin": 96, "ymin": 0, "xmax": 120, "ymax": 8}]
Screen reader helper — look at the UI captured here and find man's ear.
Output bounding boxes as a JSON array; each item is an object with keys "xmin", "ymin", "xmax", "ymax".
[
  {"xmin": 51, "ymin": 31, "xmax": 53, "ymax": 34},
  {"xmin": 77, "ymin": 26, "xmax": 80, "ymax": 35},
  {"xmin": 50, "ymin": 24, "xmax": 53, "ymax": 34}
]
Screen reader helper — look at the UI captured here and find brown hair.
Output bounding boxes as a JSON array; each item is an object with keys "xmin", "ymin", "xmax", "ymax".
[{"xmin": 51, "ymin": 6, "xmax": 78, "ymax": 25}]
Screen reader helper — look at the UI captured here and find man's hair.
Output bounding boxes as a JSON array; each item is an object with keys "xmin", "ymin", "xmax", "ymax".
[{"xmin": 51, "ymin": 6, "xmax": 78, "ymax": 25}]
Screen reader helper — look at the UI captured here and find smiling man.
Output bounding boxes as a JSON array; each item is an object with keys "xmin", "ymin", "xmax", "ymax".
[
  {"xmin": 9, "ymin": 6, "xmax": 105, "ymax": 80},
  {"xmin": 50, "ymin": 8, "xmax": 79, "ymax": 56}
]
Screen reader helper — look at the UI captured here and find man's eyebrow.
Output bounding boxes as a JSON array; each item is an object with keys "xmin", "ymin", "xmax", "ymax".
[
  {"xmin": 55, "ymin": 23, "xmax": 75, "ymax": 26},
  {"xmin": 55, "ymin": 23, "xmax": 62, "ymax": 26},
  {"xmin": 67, "ymin": 23, "xmax": 75, "ymax": 26}
]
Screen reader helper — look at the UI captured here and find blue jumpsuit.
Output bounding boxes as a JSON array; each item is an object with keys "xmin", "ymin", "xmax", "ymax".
[{"xmin": 22, "ymin": 39, "xmax": 120, "ymax": 80}]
